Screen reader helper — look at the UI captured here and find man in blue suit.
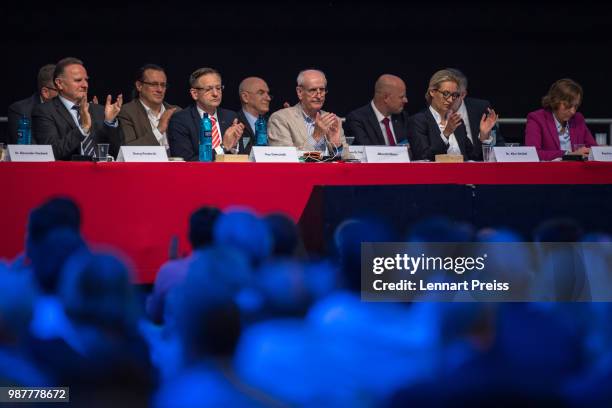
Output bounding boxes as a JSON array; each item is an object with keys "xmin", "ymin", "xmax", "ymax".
[{"xmin": 168, "ymin": 67, "xmax": 244, "ymax": 161}]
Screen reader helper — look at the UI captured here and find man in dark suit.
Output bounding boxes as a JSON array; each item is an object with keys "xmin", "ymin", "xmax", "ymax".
[
  {"xmin": 31, "ymin": 57, "xmax": 123, "ymax": 161},
  {"xmin": 447, "ymin": 68, "xmax": 504, "ymax": 160},
  {"xmin": 236, "ymin": 76, "xmax": 272, "ymax": 154},
  {"xmin": 118, "ymin": 64, "xmax": 180, "ymax": 149},
  {"xmin": 7, "ymin": 64, "xmax": 57, "ymax": 145},
  {"xmin": 345, "ymin": 74, "xmax": 410, "ymax": 146},
  {"xmin": 168, "ymin": 67, "xmax": 244, "ymax": 161}
]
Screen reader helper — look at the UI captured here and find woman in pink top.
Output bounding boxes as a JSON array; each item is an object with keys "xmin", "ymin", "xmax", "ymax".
[{"xmin": 525, "ymin": 79, "xmax": 596, "ymax": 161}]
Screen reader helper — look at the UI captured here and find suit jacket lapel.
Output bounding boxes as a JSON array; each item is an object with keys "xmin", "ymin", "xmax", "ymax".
[
  {"xmin": 135, "ymin": 100, "xmax": 158, "ymax": 145},
  {"xmin": 465, "ymin": 99, "xmax": 481, "ymax": 146},
  {"xmin": 54, "ymin": 98, "xmax": 78, "ymax": 130},
  {"xmin": 455, "ymin": 123, "xmax": 469, "ymax": 156},
  {"xmin": 237, "ymin": 110, "xmax": 254, "ymax": 152},
  {"xmin": 367, "ymin": 105, "xmax": 386, "ymax": 145},
  {"xmin": 189, "ymin": 105, "xmax": 201, "ymax": 151},
  {"xmin": 291, "ymin": 105, "xmax": 308, "ymax": 147},
  {"xmin": 545, "ymin": 110, "xmax": 561, "ymax": 149}
]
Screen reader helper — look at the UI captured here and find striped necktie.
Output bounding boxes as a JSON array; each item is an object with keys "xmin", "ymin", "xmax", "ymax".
[
  {"xmin": 210, "ymin": 115, "xmax": 222, "ymax": 150},
  {"xmin": 72, "ymin": 105, "xmax": 94, "ymax": 156}
]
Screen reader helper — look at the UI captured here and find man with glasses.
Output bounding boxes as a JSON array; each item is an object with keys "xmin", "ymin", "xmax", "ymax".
[
  {"xmin": 168, "ymin": 67, "xmax": 244, "ymax": 161},
  {"xmin": 118, "ymin": 64, "xmax": 180, "ymax": 149},
  {"xmin": 31, "ymin": 57, "xmax": 123, "ymax": 160},
  {"xmin": 268, "ymin": 69, "xmax": 350, "ymax": 158},
  {"xmin": 345, "ymin": 74, "xmax": 410, "ymax": 146},
  {"xmin": 236, "ymin": 77, "xmax": 272, "ymax": 154},
  {"xmin": 408, "ymin": 69, "xmax": 497, "ymax": 161},
  {"xmin": 7, "ymin": 64, "xmax": 57, "ymax": 145}
]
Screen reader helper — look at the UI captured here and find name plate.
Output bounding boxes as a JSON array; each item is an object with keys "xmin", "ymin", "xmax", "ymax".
[
  {"xmin": 589, "ymin": 146, "xmax": 612, "ymax": 162},
  {"xmin": 364, "ymin": 146, "xmax": 410, "ymax": 163},
  {"xmin": 7, "ymin": 145, "xmax": 55, "ymax": 162},
  {"xmin": 250, "ymin": 146, "xmax": 299, "ymax": 163},
  {"xmin": 348, "ymin": 146, "xmax": 366, "ymax": 162},
  {"xmin": 493, "ymin": 146, "xmax": 539, "ymax": 162},
  {"xmin": 117, "ymin": 146, "xmax": 168, "ymax": 162}
]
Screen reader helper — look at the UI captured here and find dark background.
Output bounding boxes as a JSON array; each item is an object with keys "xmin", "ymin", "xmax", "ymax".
[{"xmin": 3, "ymin": 1, "xmax": 612, "ymax": 141}]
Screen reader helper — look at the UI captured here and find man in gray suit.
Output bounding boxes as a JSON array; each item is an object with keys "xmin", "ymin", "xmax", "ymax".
[
  {"xmin": 268, "ymin": 69, "xmax": 350, "ymax": 158},
  {"xmin": 118, "ymin": 64, "xmax": 180, "ymax": 149}
]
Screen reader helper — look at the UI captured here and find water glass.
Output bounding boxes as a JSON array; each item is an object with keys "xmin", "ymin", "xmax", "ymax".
[
  {"xmin": 96, "ymin": 143, "xmax": 110, "ymax": 161},
  {"xmin": 482, "ymin": 144, "xmax": 495, "ymax": 162}
]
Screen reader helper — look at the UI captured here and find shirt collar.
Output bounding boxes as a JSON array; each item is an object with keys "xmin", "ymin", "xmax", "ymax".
[
  {"xmin": 552, "ymin": 113, "xmax": 567, "ymax": 132},
  {"xmin": 58, "ymin": 95, "xmax": 78, "ymax": 111},
  {"xmin": 299, "ymin": 104, "xmax": 316, "ymax": 124},
  {"xmin": 370, "ymin": 100, "xmax": 388, "ymax": 123},
  {"xmin": 140, "ymin": 99, "xmax": 165, "ymax": 118},
  {"xmin": 197, "ymin": 106, "xmax": 217, "ymax": 120},
  {"xmin": 242, "ymin": 109, "xmax": 258, "ymax": 132},
  {"xmin": 428, "ymin": 105, "xmax": 443, "ymax": 124}
]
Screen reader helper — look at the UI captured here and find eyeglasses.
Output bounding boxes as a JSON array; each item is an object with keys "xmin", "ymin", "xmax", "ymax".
[
  {"xmin": 300, "ymin": 86, "xmax": 328, "ymax": 96},
  {"xmin": 141, "ymin": 81, "xmax": 169, "ymax": 89},
  {"xmin": 193, "ymin": 85, "xmax": 224, "ymax": 94},
  {"xmin": 43, "ymin": 85, "xmax": 58, "ymax": 92},
  {"xmin": 245, "ymin": 90, "xmax": 274, "ymax": 100},
  {"xmin": 434, "ymin": 89, "xmax": 461, "ymax": 100}
]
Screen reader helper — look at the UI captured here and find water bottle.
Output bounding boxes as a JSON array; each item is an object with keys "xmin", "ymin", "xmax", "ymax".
[
  {"xmin": 255, "ymin": 115, "xmax": 268, "ymax": 146},
  {"xmin": 199, "ymin": 113, "xmax": 213, "ymax": 162},
  {"xmin": 17, "ymin": 115, "xmax": 32, "ymax": 145}
]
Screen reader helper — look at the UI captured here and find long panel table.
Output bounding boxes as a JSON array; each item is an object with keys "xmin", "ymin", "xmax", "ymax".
[{"xmin": 3, "ymin": 161, "xmax": 612, "ymax": 282}]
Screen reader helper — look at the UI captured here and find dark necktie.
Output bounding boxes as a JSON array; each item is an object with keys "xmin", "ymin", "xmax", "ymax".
[
  {"xmin": 72, "ymin": 105, "xmax": 94, "ymax": 156},
  {"xmin": 382, "ymin": 117, "xmax": 396, "ymax": 146}
]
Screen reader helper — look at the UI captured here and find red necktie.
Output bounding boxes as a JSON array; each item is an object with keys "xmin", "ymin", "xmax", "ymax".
[
  {"xmin": 382, "ymin": 117, "xmax": 396, "ymax": 146},
  {"xmin": 210, "ymin": 115, "xmax": 222, "ymax": 149}
]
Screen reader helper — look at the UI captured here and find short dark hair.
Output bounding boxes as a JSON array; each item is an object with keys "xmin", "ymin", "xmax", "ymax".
[
  {"xmin": 189, "ymin": 206, "xmax": 222, "ymax": 249},
  {"xmin": 542, "ymin": 78, "xmax": 583, "ymax": 111},
  {"xmin": 53, "ymin": 57, "xmax": 84, "ymax": 82},
  {"xmin": 37, "ymin": 64, "xmax": 56, "ymax": 91},
  {"xmin": 189, "ymin": 67, "xmax": 220, "ymax": 88},
  {"xmin": 136, "ymin": 63, "xmax": 165, "ymax": 82}
]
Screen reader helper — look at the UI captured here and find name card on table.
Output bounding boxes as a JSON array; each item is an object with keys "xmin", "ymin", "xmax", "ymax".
[
  {"xmin": 364, "ymin": 146, "xmax": 410, "ymax": 163},
  {"xmin": 589, "ymin": 146, "xmax": 612, "ymax": 161},
  {"xmin": 117, "ymin": 146, "xmax": 168, "ymax": 162},
  {"xmin": 493, "ymin": 146, "xmax": 539, "ymax": 162},
  {"xmin": 348, "ymin": 146, "xmax": 366, "ymax": 162},
  {"xmin": 7, "ymin": 145, "xmax": 55, "ymax": 162},
  {"xmin": 250, "ymin": 146, "xmax": 299, "ymax": 163}
]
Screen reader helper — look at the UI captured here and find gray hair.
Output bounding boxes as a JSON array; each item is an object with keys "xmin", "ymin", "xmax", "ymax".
[{"xmin": 296, "ymin": 69, "xmax": 326, "ymax": 86}]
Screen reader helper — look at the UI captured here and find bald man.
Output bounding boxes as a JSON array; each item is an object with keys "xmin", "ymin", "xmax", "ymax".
[
  {"xmin": 237, "ymin": 77, "xmax": 272, "ymax": 154},
  {"xmin": 345, "ymin": 74, "xmax": 410, "ymax": 146}
]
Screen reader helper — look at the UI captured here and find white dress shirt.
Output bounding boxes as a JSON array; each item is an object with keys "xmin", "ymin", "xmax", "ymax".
[
  {"xmin": 140, "ymin": 100, "xmax": 168, "ymax": 149},
  {"xmin": 429, "ymin": 105, "xmax": 461, "ymax": 155}
]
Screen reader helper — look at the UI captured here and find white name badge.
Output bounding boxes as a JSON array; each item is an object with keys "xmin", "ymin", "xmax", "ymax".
[
  {"xmin": 493, "ymin": 146, "xmax": 539, "ymax": 162},
  {"xmin": 250, "ymin": 146, "xmax": 299, "ymax": 162},
  {"xmin": 589, "ymin": 146, "xmax": 612, "ymax": 162},
  {"xmin": 348, "ymin": 146, "xmax": 366, "ymax": 162},
  {"xmin": 117, "ymin": 146, "xmax": 168, "ymax": 162},
  {"xmin": 364, "ymin": 146, "xmax": 410, "ymax": 163},
  {"xmin": 7, "ymin": 145, "xmax": 55, "ymax": 162}
]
